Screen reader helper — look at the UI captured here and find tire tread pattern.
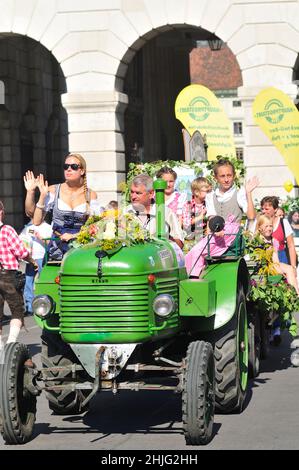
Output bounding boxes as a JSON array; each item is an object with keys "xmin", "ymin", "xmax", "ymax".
[
  {"xmin": 213, "ymin": 290, "xmax": 247, "ymax": 413},
  {"xmin": 182, "ymin": 340, "xmax": 215, "ymax": 445},
  {"xmin": 0, "ymin": 343, "xmax": 36, "ymax": 444}
]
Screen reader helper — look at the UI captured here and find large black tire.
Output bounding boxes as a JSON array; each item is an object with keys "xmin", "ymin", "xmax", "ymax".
[
  {"xmin": 248, "ymin": 319, "xmax": 260, "ymax": 378},
  {"xmin": 41, "ymin": 331, "xmax": 90, "ymax": 415},
  {"xmin": 182, "ymin": 340, "xmax": 215, "ymax": 445},
  {"xmin": 0, "ymin": 343, "xmax": 37, "ymax": 444},
  {"xmin": 213, "ymin": 288, "xmax": 248, "ymax": 413}
]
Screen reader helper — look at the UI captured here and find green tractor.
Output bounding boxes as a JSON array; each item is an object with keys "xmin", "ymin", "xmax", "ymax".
[{"xmin": 0, "ymin": 180, "xmax": 260, "ymax": 446}]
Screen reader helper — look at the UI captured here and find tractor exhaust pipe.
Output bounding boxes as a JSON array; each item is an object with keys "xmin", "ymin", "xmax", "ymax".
[{"xmin": 153, "ymin": 178, "xmax": 167, "ymax": 239}]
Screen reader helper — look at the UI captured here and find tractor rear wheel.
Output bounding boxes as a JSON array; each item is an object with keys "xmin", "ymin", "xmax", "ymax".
[
  {"xmin": 0, "ymin": 343, "xmax": 37, "ymax": 444},
  {"xmin": 182, "ymin": 340, "xmax": 215, "ymax": 445},
  {"xmin": 213, "ymin": 288, "xmax": 248, "ymax": 413}
]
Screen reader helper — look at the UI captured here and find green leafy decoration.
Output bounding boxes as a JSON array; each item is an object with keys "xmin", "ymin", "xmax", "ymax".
[
  {"xmin": 122, "ymin": 157, "xmax": 245, "ymax": 202},
  {"xmin": 280, "ymin": 196, "xmax": 299, "ymax": 214},
  {"xmin": 245, "ymin": 231, "xmax": 299, "ymax": 336},
  {"xmin": 249, "ymin": 278, "xmax": 298, "ymax": 336}
]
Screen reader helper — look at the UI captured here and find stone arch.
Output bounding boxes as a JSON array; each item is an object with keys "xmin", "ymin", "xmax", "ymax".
[
  {"xmin": 0, "ymin": 33, "xmax": 68, "ymax": 229},
  {"xmin": 114, "ymin": 24, "xmax": 242, "ymax": 168}
]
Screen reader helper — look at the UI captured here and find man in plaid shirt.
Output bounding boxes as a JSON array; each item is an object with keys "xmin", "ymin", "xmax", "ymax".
[{"xmin": 0, "ymin": 200, "xmax": 38, "ymax": 351}]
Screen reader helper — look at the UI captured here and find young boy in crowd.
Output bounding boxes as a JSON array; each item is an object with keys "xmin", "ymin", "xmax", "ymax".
[
  {"xmin": 181, "ymin": 177, "xmax": 211, "ymax": 249},
  {"xmin": 205, "ymin": 158, "xmax": 258, "ymax": 223}
]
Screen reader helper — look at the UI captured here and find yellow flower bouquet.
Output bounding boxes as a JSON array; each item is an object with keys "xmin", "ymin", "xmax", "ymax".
[{"xmin": 72, "ymin": 210, "xmax": 150, "ymax": 252}]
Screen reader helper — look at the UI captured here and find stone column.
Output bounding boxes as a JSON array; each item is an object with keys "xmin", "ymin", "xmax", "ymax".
[
  {"xmin": 62, "ymin": 91, "xmax": 128, "ymax": 206},
  {"xmin": 238, "ymin": 84, "xmax": 298, "ymax": 202}
]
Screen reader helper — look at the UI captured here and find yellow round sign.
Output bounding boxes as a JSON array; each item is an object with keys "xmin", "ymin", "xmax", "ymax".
[
  {"xmin": 253, "ymin": 87, "xmax": 299, "ymax": 186},
  {"xmin": 175, "ymin": 84, "xmax": 236, "ymax": 161}
]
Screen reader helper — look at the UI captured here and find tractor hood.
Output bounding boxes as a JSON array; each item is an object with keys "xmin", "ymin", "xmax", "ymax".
[{"xmin": 61, "ymin": 240, "xmax": 178, "ymax": 277}]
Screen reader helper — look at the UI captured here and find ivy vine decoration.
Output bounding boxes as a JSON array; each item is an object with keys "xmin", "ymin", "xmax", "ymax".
[
  {"xmin": 249, "ymin": 277, "xmax": 299, "ymax": 337},
  {"xmin": 280, "ymin": 196, "xmax": 299, "ymax": 214},
  {"xmin": 244, "ymin": 231, "xmax": 298, "ymax": 336},
  {"xmin": 121, "ymin": 157, "xmax": 245, "ymax": 202}
]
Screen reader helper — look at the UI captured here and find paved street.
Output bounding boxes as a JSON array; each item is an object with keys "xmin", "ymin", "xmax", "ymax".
[{"xmin": 1, "ymin": 310, "xmax": 299, "ymax": 450}]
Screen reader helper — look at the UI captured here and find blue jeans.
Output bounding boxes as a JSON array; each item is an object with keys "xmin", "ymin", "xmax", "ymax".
[{"xmin": 23, "ymin": 258, "xmax": 44, "ymax": 313}]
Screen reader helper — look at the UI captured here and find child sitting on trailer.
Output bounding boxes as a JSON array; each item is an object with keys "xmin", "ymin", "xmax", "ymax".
[{"xmin": 256, "ymin": 214, "xmax": 299, "ymax": 294}]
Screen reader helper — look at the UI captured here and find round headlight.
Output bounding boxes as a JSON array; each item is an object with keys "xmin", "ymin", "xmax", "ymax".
[
  {"xmin": 153, "ymin": 294, "xmax": 175, "ymax": 317},
  {"xmin": 32, "ymin": 295, "xmax": 55, "ymax": 319}
]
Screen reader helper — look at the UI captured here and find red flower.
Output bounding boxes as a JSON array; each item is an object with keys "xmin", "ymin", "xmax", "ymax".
[{"xmin": 88, "ymin": 224, "xmax": 98, "ymax": 236}]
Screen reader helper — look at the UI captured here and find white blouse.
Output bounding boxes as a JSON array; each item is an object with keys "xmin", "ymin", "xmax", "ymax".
[{"xmin": 45, "ymin": 192, "xmax": 104, "ymax": 215}]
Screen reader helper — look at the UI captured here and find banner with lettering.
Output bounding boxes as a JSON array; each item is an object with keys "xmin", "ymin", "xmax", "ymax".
[
  {"xmin": 175, "ymin": 84, "xmax": 236, "ymax": 161},
  {"xmin": 253, "ymin": 87, "xmax": 299, "ymax": 184}
]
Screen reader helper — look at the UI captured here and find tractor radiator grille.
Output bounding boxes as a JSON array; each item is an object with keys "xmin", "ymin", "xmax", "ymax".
[
  {"xmin": 59, "ymin": 277, "xmax": 179, "ymax": 334},
  {"xmin": 60, "ymin": 281, "xmax": 149, "ymax": 333}
]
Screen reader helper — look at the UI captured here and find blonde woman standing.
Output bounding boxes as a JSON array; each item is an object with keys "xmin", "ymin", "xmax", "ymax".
[{"xmin": 27, "ymin": 154, "xmax": 101, "ymax": 260}]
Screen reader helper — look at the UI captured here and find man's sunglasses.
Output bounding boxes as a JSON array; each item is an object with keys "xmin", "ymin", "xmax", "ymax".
[{"xmin": 63, "ymin": 163, "xmax": 81, "ymax": 171}]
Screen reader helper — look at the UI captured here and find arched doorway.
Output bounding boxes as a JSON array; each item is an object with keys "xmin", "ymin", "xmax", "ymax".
[
  {"xmin": 0, "ymin": 34, "xmax": 68, "ymax": 230},
  {"xmin": 122, "ymin": 26, "xmax": 242, "ymax": 170}
]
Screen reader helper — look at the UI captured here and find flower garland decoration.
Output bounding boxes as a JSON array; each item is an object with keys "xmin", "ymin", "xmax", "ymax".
[
  {"xmin": 120, "ymin": 157, "xmax": 245, "ymax": 202},
  {"xmin": 72, "ymin": 210, "xmax": 150, "ymax": 252},
  {"xmin": 244, "ymin": 231, "xmax": 298, "ymax": 336},
  {"xmin": 249, "ymin": 277, "xmax": 298, "ymax": 336},
  {"xmin": 243, "ymin": 231, "xmax": 278, "ymax": 276}
]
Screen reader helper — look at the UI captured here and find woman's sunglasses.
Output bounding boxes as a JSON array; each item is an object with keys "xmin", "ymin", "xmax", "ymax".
[{"xmin": 63, "ymin": 163, "xmax": 81, "ymax": 171}]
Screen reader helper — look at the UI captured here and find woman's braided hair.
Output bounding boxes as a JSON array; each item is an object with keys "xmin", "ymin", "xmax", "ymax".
[{"xmin": 65, "ymin": 153, "xmax": 90, "ymax": 214}]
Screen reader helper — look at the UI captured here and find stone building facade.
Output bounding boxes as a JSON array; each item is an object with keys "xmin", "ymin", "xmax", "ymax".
[{"xmin": 1, "ymin": 0, "xmax": 299, "ymax": 227}]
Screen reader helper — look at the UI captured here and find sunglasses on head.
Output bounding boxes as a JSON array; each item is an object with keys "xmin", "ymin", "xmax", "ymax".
[{"xmin": 63, "ymin": 163, "xmax": 81, "ymax": 171}]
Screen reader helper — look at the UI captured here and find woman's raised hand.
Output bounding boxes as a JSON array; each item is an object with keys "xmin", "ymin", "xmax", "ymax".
[
  {"xmin": 23, "ymin": 171, "xmax": 37, "ymax": 192},
  {"xmin": 37, "ymin": 174, "xmax": 49, "ymax": 199}
]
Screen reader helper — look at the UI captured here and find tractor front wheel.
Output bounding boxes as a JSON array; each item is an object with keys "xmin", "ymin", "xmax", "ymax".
[{"xmin": 0, "ymin": 343, "xmax": 37, "ymax": 444}]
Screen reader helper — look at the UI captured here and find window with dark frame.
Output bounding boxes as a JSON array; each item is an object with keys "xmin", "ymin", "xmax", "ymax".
[
  {"xmin": 232, "ymin": 100, "xmax": 241, "ymax": 107},
  {"xmin": 233, "ymin": 121, "xmax": 243, "ymax": 135},
  {"xmin": 236, "ymin": 147, "xmax": 244, "ymax": 160}
]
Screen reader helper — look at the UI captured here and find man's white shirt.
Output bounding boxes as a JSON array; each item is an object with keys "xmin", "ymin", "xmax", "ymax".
[{"xmin": 125, "ymin": 203, "xmax": 184, "ymax": 242}]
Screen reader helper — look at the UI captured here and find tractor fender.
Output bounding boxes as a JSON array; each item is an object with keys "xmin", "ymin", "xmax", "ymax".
[{"xmin": 202, "ymin": 258, "xmax": 250, "ymax": 330}]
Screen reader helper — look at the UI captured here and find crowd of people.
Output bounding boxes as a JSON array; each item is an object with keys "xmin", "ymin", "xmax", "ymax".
[{"xmin": 1, "ymin": 153, "xmax": 299, "ymax": 351}]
